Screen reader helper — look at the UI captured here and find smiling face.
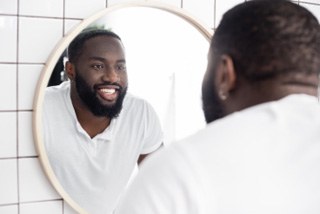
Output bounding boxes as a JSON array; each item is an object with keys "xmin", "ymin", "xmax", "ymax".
[{"xmin": 68, "ymin": 35, "xmax": 128, "ymax": 118}]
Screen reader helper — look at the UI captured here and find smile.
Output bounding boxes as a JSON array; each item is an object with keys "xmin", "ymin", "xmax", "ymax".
[
  {"xmin": 97, "ymin": 85, "xmax": 121, "ymax": 102},
  {"xmin": 100, "ymin": 88, "xmax": 116, "ymax": 94}
]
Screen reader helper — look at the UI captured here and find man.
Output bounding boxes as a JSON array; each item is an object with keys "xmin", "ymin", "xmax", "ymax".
[
  {"xmin": 115, "ymin": 0, "xmax": 320, "ymax": 213},
  {"xmin": 42, "ymin": 29, "xmax": 163, "ymax": 214}
]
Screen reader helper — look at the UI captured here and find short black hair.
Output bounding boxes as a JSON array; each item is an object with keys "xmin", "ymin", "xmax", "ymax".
[
  {"xmin": 67, "ymin": 29, "xmax": 122, "ymax": 63},
  {"xmin": 211, "ymin": 0, "xmax": 320, "ymax": 82}
]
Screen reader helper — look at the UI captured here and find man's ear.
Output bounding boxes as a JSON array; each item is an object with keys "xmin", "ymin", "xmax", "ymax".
[
  {"xmin": 215, "ymin": 54, "xmax": 236, "ymax": 100},
  {"xmin": 65, "ymin": 61, "xmax": 75, "ymax": 81}
]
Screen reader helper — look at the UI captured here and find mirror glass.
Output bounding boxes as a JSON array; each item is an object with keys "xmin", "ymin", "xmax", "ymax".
[
  {"xmin": 34, "ymin": 4, "xmax": 211, "ymax": 214},
  {"xmin": 93, "ymin": 7, "xmax": 210, "ymax": 143}
]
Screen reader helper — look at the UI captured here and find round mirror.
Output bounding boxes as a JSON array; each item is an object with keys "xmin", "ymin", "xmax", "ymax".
[{"xmin": 33, "ymin": 2, "xmax": 212, "ymax": 213}]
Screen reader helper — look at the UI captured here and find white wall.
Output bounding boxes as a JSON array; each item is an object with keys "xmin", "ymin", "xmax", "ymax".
[{"xmin": 0, "ymin": 0, "xmax": 319, "ymax": 213}]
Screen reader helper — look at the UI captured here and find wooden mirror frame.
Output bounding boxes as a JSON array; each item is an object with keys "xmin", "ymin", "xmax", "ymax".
[{"xmin": 32, "ymin": 1, "xmax": 213, "ymax": 213}]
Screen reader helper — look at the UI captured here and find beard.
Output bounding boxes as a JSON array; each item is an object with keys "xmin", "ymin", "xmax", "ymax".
[
  {"xmin": 201, "ymin": 75, "xmax": 226, "ymax": 124},
  {"xmin": 75, "ymin": 73, "xmax": 127, "ymax": 119}
]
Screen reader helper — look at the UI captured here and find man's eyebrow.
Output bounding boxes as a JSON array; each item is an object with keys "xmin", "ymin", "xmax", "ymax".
[
  {"xmin": 117, "ymin": 59, "xmax": 126, "ymax": 63},
  {"xmin": 88, "ymin": 56, "xmax": 105, "ymax": 61}
]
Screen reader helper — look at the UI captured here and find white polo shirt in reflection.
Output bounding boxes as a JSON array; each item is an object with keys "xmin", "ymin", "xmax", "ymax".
[{"xmin": 42, "ymin": 81, "xmax": 163, "ymax": 214}]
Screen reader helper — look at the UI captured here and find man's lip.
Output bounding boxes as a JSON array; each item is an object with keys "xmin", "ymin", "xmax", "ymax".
[
  {"xmin": 96, "ymin": 84, "xmax": 121, "ymax": 90},
  {"xmin": 97, "ymin": 87, "xmax": 119, "ymax": 101}
]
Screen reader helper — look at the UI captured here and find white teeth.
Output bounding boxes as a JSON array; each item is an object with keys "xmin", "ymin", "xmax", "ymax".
[{"xmin": 101, "ymin": 88, "xmax": 116, "ymax": 94}]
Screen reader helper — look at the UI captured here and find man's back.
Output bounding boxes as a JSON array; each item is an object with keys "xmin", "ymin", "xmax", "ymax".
[{"xmin": 117, "ymin": 94, "xmax": 320, "ymax": 214}]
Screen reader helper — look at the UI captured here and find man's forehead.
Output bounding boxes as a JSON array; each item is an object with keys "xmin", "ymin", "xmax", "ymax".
[{"xmin": 82, "ymin": 36, "xmax": 124, "ymax": 53}]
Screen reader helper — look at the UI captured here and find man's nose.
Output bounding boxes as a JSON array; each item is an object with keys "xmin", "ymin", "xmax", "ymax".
[{"xmin": 103, "ymin": 66, "xmax": 119, "ymax": 83}]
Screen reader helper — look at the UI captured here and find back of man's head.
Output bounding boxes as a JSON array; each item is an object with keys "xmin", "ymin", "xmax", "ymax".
[
  {"xmin": 212, "ymin": 0, "xmax": 320, "ymax": 82},
  {"xmin": 202, "ymin": 0, "xmax": 320, "ymax": 123}
]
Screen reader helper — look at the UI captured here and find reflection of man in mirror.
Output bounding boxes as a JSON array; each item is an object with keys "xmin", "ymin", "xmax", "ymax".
[
  {"xmin": 115, "ymin": 0, "xmax": 320, "ymax": 213},
  {"xmin": 42, "ymin": 29, "xmax": 163, "ymax": 214}
]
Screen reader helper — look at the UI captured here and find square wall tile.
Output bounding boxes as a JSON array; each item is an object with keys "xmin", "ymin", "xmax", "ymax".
[
  {"xmin": 19, "ymin": 0, "xmax": 63, "ymax": 18},
  {"xmin": 18, "ymin": 64, "xmax": 42, "ymax": 110},
  {"xmin": 107, "ymin": 0, "xmax": 136, "ymax": 6},
  {"xmin": 0, "ymin": 64, "xmax": 16, "ymax": 110},
  {"xmin": 0, "ymin": 0, "xmax": 18, "ymax": 14},
  {"xmin": 107, "ymin": 0, "xmax": 181, "ymax": 7},
  {"xmin": 183, "ymin": 0, "xmax": 214, "ymax": 28},
  {"xmin": 0, "ymin": 16, "xmax": 17, "ymax": 62},
  {"xmin": 18, "ymin": 112, "xmax": 36, "ymax": 157},
  {"xmin": 215, "ymin": 0, "xmax": 244, "ymax": 28},
  {"xmin": 19, "ymin": 17, "xmax": 63, "ymax": 63},
  {"xmin": 20, "ymin": 200, "xmax": 63, "ymax": 214},
  {"xmin": 0, "ymin": 112, "xmax": 17, "ymax": 158},
  {"xmin": 300, "ymin": 3, "xmax": 320, "ymax": 22},
  {"xmin": 158, "ymin": 0, "xmax": 181, "ymax": 7},
  {"xmin": 19, "ymin": 157, "xmax": 60, "ymax": 202},
  {"xmin": 65, "ymin": 0, "xmax": 105, "ymax": 19},
  {"xmin": 0, "ymin": 159, "xmax": 18, "ymax": 205},
  {"xmin": 0, "ymin": 205, "xmax": 18, "ymax": 214}
]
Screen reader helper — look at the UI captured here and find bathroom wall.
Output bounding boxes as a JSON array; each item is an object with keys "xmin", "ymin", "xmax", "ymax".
[{"xmin": 0, "ymin": 0, "xmax": 319, "ymax": 213}]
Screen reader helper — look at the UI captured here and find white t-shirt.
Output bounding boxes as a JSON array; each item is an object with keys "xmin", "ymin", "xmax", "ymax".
[
  {"xmin": 116, "ymin": 94, "xmax": 320, "ymax": 214},
  {"xmin": 42, "ymin": 81, "xmax": 163, "ymax": 214}
]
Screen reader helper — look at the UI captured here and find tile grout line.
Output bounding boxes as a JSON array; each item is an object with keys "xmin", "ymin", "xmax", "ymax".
[{"xmin": 16, "ymin": 0, "xmax": 20, "ymax": 213}]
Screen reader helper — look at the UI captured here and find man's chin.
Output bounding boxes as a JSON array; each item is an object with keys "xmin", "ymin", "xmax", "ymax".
[
  {"xmin": 92, "ymin": 94, "xmax": 126, "ymax": 118},
  {"xmin": 99, "ymin": 100, "xmax": 118, "ymax": 108}
]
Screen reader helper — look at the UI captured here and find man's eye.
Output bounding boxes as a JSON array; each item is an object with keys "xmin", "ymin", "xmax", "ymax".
[
  {"xmin": 92, "ymin": 64, "xmax": 104, "ymax": 70},
  {"xmin": 117, "ymin": 64, "xmax": 126, "ymax": 71}
]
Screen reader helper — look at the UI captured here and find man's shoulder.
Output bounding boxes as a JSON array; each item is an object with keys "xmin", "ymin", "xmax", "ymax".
[
  {"xmin": 44, "ymin": 81, "xmax": 70, "ymax": 107},
  {"xmin": 45, "ymin": 81, "xmax": 69, "ymax": 96}
]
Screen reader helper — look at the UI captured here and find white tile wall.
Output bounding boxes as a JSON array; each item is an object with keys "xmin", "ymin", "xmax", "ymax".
[
  {"xmin": 1, "ymin": 0, "xmax": 318, "ymax": 213},
  {"xmin": 18, "ymin": 64, "xmax": 43, "ymax": 110},
  {"xmin": 0, "ymin": 112, "xmax": 17, "ymax": 158},
  {"xmin": 157, "ymin": 0, "xmax": 181, "ymax": 7},
  {"xmin": 20, "ymin": 201, "xmax": 62, "ymax": 214},
  {"xmin": 19, "ymin": 0, "xmax": 64, "ymax": 17},
  {"xmin": 0, "ymin": 159, "xmax": 18, "ymax": 204},
  {"xmin": 19, "ymin": 158, "xmax": 60, "ymax": 202},
  {"xmin": 18, "ymin": 112, "xmax": 36, "ymax": 157},
  {"xmin": 18, "ymin": 17, "xmax": 63, "ymax": 63},
  {"xmin": 65, "ymin": 0, "xmax": 106, "ymax": 19},
  {"xmin": 0, "ymin": 64, "xmax": 17, "ymax": 110},
  {"xmin": 107, "ymin": 0, "xmax": 137, "ymax": 6},
  {"xmin": 0, "ymin": 0, "xmax": 18, "ymax": 14},
  {"xmin": 0, "ymin": 205, "xmax": 18, "ymax": 214},
  {"xmin": 107, "ymin": 0, "xmax": 181, "ymax": 7},
  {"xmin": 0, "ymin": 16, "xmax": 17, "ymax": 62}
]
